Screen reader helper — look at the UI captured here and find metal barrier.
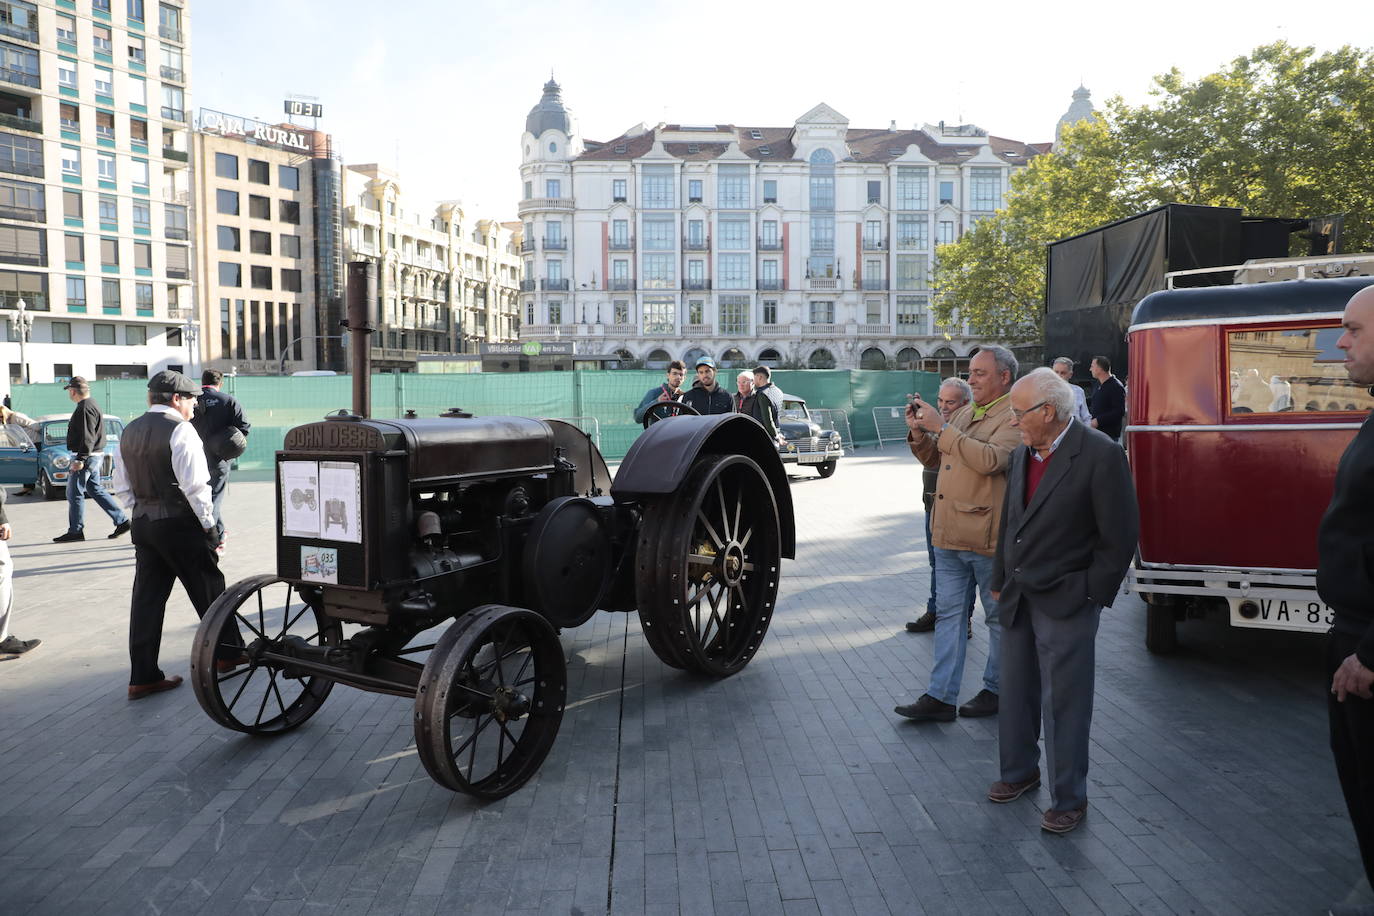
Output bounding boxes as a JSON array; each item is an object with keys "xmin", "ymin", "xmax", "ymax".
[
  {"xmin": 552, "ymin": 415, "xmax": 601, "ymax": 449},
  {"xmin": 809, "ymin": 408, "xmax": 853, "ymax": 448},
  {"xmin": 872, "ymin": 405, "xmax": 910, "ymax": 448}
]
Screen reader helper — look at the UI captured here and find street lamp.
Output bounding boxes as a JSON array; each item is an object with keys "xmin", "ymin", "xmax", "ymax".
[
  {"xmin": 9, "ymin": 297, "xmax": 32, "ymax": 386},
  {"xmin": 183, "ymin": 315, "xmax": 199, "ymax": 376}
]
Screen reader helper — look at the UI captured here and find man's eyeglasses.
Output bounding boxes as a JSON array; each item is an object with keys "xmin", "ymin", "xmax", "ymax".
[{"xmin": 1010, "ymin": 400, "xmax": 1048, "ymax": 420}]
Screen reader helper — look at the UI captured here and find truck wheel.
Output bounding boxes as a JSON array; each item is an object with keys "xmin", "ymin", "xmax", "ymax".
[
  {"xmin": 635, "ymin": 453, "xmax": 782, "ymax": 677},
  {"xmin": 1145, "ymin": 599, "xmax": 1178, "ymax": 654},
  {"xmin": 190, "ymin": 575, "xmax": 341, "ymax": 734},
  {"xmin": 815, "ymin": 460, "xmax": 837, "ymax": 478},
  {"xmin": 415, "ymin": 605, "xmax": 565, "ymax": 799}
]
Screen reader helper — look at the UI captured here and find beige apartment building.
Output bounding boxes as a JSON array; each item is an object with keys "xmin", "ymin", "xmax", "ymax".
[
  {"xmin": 190, "ymin": 109, "xmax": 326, "ymax": 373},
  {"xmin": 342, "ymin": 163, "xmax": 521, "ymax": 371}
]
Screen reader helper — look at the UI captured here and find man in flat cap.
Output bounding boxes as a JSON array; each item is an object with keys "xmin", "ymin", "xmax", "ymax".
[
  {"xmin": 52, "ymin": 375, "xmax": 130, "ymax": 542},
  {"xmin": 109, "ymin": 370, "xmax": 235, "ymax": 699}
]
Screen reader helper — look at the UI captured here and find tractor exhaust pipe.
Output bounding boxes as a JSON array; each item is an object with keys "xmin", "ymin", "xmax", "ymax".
[{"xmin": 346, "ymin": 260, "xmax": 377, "ymax": 418}]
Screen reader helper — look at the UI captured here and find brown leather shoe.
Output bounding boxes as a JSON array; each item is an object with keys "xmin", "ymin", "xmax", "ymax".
[
  {"xmin": 127, "ymin": 675, "xmax": 183, "ymax": 700},
  {"xmin": 1041, "ymin": 806, "xmax": 1087, "ymax": 834},
  {"xmin": 988, "ymin": 770, "xmax": 1041, "ymax": 803},
  {"xmin": 215, "ymin": 655, "xmax": 249, "ymax": 674}
]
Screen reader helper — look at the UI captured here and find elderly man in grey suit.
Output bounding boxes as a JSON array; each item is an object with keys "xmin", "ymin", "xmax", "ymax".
[{"xmin": 986, "ymin": 367, "xmax": 1138, "ymax": 834}]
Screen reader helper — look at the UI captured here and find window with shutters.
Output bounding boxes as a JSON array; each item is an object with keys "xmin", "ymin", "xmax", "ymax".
[
  {"xmin": 100, "ymin": 237, "xmax": 118, "ymax": 266},
  {"xmin": 0, "ymin": 224, "xmax": 44, "ymax": 265}
]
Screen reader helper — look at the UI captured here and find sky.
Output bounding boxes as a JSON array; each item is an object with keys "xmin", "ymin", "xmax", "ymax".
[{"xmin": 192, "ymin": 0, "xmax": 1365, "ymax": 220}]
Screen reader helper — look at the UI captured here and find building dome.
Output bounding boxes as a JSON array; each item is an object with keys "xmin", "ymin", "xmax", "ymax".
[
  {"xmin": 1054, "ymin": 85, "xmax": 1095, "ymax": 146},
  {"xmin": 526, "ymin": 79, "xmax": 572, "ymax": 138}
]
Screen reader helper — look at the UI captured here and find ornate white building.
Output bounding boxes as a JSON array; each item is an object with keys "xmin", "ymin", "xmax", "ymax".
[
  {"xmin": 517, "ymin": 80, "xmax": 1052, "ymax": 373},
  {"xmin": 343, "ymin": 164, "xmax": 522, "ymax": 371}
]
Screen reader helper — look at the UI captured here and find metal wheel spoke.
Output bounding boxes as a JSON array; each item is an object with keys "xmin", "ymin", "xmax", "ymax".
[
  {"xmin": 216, "ymin": 665, "xmax": 250, "ymax": 685},
  {"xmin": 233, "ymin": 611, "xmax": 267, "ymax": 641},
  {"xmin": 715, "ymin": 480, "xmax": 731, "ymax": 542},
  {"xmin": 512, "ymin": 651, "xmax": 533, "ymax": 686},
  {"xmin": 731, "ymin": 489, "xmax": 742, "ymax": 543},
  {"xmin": 282, "ymin": 601, "xmax": 312, "ymax": 636},
  {"xmin": 497, "ymin": 720, "xmax": 521, "ymax": 761},
  {"xmin": 456, "ymin": 713, "xmax": 497, "ymax": 774},
  {"xmin": 490, "ymin": 628, "xmax": 514, "ymax": 686},
  {"xmin": 225, "ymin": 664, "xmax": 258, "ymax": 709},
  {"xmin": 687, "ymin": 553, "xmax": 716, "ymax": 567},
  {"xmin": 253, "ymin": 672, "xmax": 275, "ymax": 727},
  {"xmin": 256, "ymin": 591, "xmax": 266, "ymax": 646},
  {"xmin": 695, "ymin": 509, "xmax": 727, "ymax": 551},
  {"xmin": 269, "ymin": 672, "xmax": 290, "ymax": 719},
  {"xmin": 684, "ymin": 578, "xmax": 714, "ymax": 612},
  {"xmin": 738, "ymin": 525, "xmax": 753, "ymax": 550},
  {"xmin": 699, "ymin": 582, "xmax": 727, "ymax": 645}
]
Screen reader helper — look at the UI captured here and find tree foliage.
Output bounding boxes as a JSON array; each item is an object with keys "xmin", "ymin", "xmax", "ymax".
[{"xmin": 933, "ymin": 42, "xmax": 1374, "ymax": 342}]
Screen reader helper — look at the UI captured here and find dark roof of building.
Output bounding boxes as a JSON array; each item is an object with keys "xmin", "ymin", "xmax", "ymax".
[
  {"xmin": 575, "ymin": 124, "xmax": 1043, "ymax": 164},
  {"xmin": 526, "ymin": 79, "xmax": 572, "ymax": 137}
]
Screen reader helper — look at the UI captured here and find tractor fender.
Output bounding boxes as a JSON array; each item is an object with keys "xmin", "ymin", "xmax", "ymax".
[{"xmin": 612, "ymin": 414, "xmax": 795, "ymax": 559}]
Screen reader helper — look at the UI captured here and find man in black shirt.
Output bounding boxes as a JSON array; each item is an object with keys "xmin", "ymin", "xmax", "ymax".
[
  {"xmin": 682, "ymin": 356, "xmax": 733, "ymax": 416},
  {"xmin": 53, "ymin": 376, "xmax": 130, "ymax": 542},
  {"xmin": 1320, "ymin": 284, "xmax": 1374, "ymax": 915},
  {"xmin": 190, "ymin": 369, "xmax": 250, "ymax": 553},
  {"xmin": 1088, "ymin": 356, "xmax": 1126, "ymax": 441}
]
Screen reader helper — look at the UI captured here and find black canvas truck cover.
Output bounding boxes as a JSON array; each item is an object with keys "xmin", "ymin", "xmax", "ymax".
[{"xmin": 1042, "ymin": 204, "xmax": 1291, "ymax": 379}]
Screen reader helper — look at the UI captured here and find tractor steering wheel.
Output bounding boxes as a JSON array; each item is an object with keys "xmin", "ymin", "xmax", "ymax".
[{"xmin": 642, "ymin": 400, "xmax": 701, "ymax": 428}]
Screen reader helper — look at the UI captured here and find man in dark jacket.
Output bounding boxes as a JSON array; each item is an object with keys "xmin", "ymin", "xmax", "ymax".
[
  {"xmin": 633, "ymin": 360, "xmax": 687, "ymax": 424},
  {"xmin": 1088, "ymin": 356, "xmax": 1126, "ymax": 441},
  {"xmin": 682, "ymin": 356, "xmax": 733, "ymax": 416},
  {"xmin": 1319, "ymin": 284, "xmax": 1374, "ymax": 912},
  {"xmin": 190, "ymin": 369, "xmax": 250, "ymax": 552},
  {"xmin": 733, "ymin": 371, "xmax": 779, "ymax": 439},
  {"xmin": 109, "ymin": 370, "xmax": 233, "ymax": 700},
  {"xmin": 53, "ymin": 376, "xmax": 130, "ymax": 542}
]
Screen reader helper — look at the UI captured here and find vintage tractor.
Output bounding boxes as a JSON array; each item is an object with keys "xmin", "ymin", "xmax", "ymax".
[{"xmin": 189, "ymin": 409, "xmax": 794, "ymax": 799}]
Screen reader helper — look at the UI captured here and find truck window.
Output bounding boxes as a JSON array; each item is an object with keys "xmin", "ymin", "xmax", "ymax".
[{"xmin": 1227, "ymin": 326, "xmax": 1374, "ymax": 415}]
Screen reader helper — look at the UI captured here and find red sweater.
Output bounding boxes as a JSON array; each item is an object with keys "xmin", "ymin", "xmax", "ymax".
[{"xmin": 1025, "ymin": 449, "xmax": 1055, "ymax": 506}]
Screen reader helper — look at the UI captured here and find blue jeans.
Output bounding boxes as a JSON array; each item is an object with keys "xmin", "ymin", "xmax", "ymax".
[
  {"xmin": 925, "ymin": 510, "xmax": 977, "ymax": 619},
  {"xmin": 927, "ymin": 546, "xmax": 1000, "ymax": 705},
  {"xmin": 67, "ymin": 456, "xmax": 128, "ymax": 534}
]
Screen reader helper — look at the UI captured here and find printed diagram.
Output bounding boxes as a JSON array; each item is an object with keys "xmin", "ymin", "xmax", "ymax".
[
  {"xmin": 324, "ymin": 498, "xmax": 348, "ymax": 534},
  {"xmin": 290, "ymin": 488, "xmax": 318, "ymax": 511}
]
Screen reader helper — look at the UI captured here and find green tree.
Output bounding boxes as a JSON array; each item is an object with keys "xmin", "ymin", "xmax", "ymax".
[{"xmin": 934, "ymin": 42, "xmax": 1374, "ymax": 341}]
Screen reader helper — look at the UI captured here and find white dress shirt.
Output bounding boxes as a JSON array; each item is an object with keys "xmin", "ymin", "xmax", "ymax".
[
  {"xmin": 1070, "ymin": 385, "xmax": 1092, "ymax": 424},
  {"xmin": 1030, "ymin": 418, "xmax": 1076, "ymax": 463},
  {"xmin": 110, "ymin": 405, "xmax": 215, "ymax": 529}
]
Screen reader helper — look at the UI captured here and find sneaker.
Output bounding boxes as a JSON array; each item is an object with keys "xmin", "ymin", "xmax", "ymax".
[
  {"xmin": 988, "ymin": 770, "xmax": 1040, "ymax": 803},
  {"xmin": 958, "ymin": 689, "xmax": 999, "ymax": 718},
  {"xmin": 52, "ymin": 530, "xmax": 84, "ymax": 543},
  {"xmin": 893, "ymin": 694, "xmax": 957, "ymax": 722},
  {"xmin": 108, "ymin": 520, "xmax": 131, "ymax": 539},
  {"xmin": 0, "ymin": 635, "xmax": 40, "ymax": 654},
  {"xmin": 905, "ymin": 612, "xmax": 936, "ymax": 632}
]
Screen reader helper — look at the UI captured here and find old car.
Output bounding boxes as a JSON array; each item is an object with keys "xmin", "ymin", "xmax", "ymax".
[
  {"xmin": 776, "ymin": 395, "xmax": 844, "ymax": 477},
  {"xmin": 0, "ymin": 413, "xmax": 123, "ymax": 498}
]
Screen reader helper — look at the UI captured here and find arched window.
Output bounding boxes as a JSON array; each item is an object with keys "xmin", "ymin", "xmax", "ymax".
[
  {"xmin": 758, "ymin": 348, "xmax": 781, "ymax": 367},
  {"xmin": 808, "ymin": 348, "xmax": 836, "ymax": 370},
  {"xmin": 720, "ymin": 347, "xmax": 746, "ymax": 369},
  {"xmin": 896, "ymin": 347, "xmax": 920, "ymax": 369},
  {"xmin": 645, "ymin": 348, "xmax": 671, "ymax": 369},
  {"xmin": 932, "ymin": 346, "xmax": 956, "ymax": 358},
  {"xmin": 683, "ymin": 347, "xmax": 709, "ymax": 367},
  {"xmin": 860, "ymin": 347, "xmax": 887, "ymax": 370},
  {"xmin": 613, "ymin": 348, "xmax": 634, "ymax": 361}
]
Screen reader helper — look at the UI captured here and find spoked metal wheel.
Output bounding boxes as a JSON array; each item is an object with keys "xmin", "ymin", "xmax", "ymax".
[
  {"xmin": 636, "ymin": 453, "xmax": 782, "ymax": 677},
  {"xmin": 190, "ymin": 574, "xmax": 341, "ymax": 735},
  {"xmin": 414, "ymin": 605, "xmax": 566, "ymax": 799}
]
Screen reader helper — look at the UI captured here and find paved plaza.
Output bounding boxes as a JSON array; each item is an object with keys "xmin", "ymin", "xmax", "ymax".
[{"xmin": 0, "ymin": 448, "xmax": 1363, "ymax": 915}]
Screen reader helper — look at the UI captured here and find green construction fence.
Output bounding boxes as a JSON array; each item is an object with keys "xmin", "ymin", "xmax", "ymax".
[{"xmin": 12, "ymin": 369, "xmax": 942, "ymax": 469}]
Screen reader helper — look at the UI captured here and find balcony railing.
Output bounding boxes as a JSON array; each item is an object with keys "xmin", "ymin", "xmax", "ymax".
[
  {"xmin": 165, "ymin": 226, "xmax": 188, "ymax": 240},
  {"xmin": 159, "ymin": 66, "xmax": 184, "ymax": 82},
  {"xmin": 807, "ymin": 277, "xmax": 840, "ymax": 291},
  {"xmin": 684, "ymin": 280, "xmax": 710, "ymax": 291},
  {"xmin": 519, "ymin": 279, "xmax": 536, "ymax": 291},
  {"xmin": 609, "ymin": 279, "xmax": 633, "ymax": 291},
  {"xmin": 807, "ymin": 323, "xmax": 839, "ymax": 335},
  {"xmin": 163, "ymin": 147, "xmax": 188, "ymax": 162},
  {"xmin": 608, "ymin": 238, "xmax": 634, "ymax": 250},
  {"xmin": 683, "ymin": 323, "xmax": 712, "ymax": 336},
  {"xmin": 757, "ymin": 239, "xmax": 782, "ymax": 250},
  {"xmin": 643, "ymin": 322, "xmax": 676, "ymax": 336},
  {"xmin": 542, "ymin": 238, "xmax": 566, "ymax": 251},
  {"xmin": 859, "ymin": 323, "xmax": 892, "ymax": 335},
  {"xmin": 159, "ymin": 25, "xmax": 183, "ymax": 42},
  {"xmin": 0, "ymin": 203, "xmax": 41, "ymax": 221},
  {"xmin": 863, "ymin": 238, "xmax": 888, "ymax": 251},
  {"xmin": 758, "ymin": 324, "xmax": 788, "ymax": 337},
  {"xmin": 896, "ymin": 238, "xmax": 926, "ymax": 250},
  {"xmin": 541, "ymin": 279, "xmax": 569, "ymax": 291},
  {"xmin": 861, "ymin": 279, "xmax": 888, "ymax": 290},
  {"xmin": 519, "ymin": 239, "xmax": 534, "ymax": 252},
  {"xmin": 684, "ymin": 239, "xmax": 709, "ymax": 250},
  {"xmin": 160, "ymin": 107, "xmax": 186, "ymax": 122},
  {"xmin": 0, "ymin": 23, "xmax": 38, "ymax": 43},
  {"xmin": 606, "ymin": 323, "xmax": 637, "ymax": 335},
  {"xmin": 756, "ymin": 280, "xmax": 781, "ymax": 291},
  {"xmin": 0, "ymin": 112, "xmax": 39, "ymax": 133},
  {"xmin": 0, "ymin": 67, "xmax": 38, "ymax": 89},
  {"xmin": 1, "ymin": 160, "xmax": 42, "ymax": 178},
  {"xmin": 162, "ymin": 188, "xmax": 188, "ymax": 204},
  {"xmin": 517, "ymin": 196, "xmax": 576, "ymax": 215},
  {"xmin": 166, "ymin": 267, "xmax": 189, "ymax": 279}
]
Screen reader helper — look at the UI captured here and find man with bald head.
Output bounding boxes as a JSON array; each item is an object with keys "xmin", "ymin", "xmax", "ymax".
[
  {"xmin": 1319, "ymin": 284, "xmax": 1374, "ymax": 911},
  {"xmin": 986, "ymin": 367, "xmax": 1137, "ymax": 834}
]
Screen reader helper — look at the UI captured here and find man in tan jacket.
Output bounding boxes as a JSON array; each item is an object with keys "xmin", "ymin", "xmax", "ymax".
[{"xmin": 895, "ymin": 345, "xmax": 1022, "ymax": 722}]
